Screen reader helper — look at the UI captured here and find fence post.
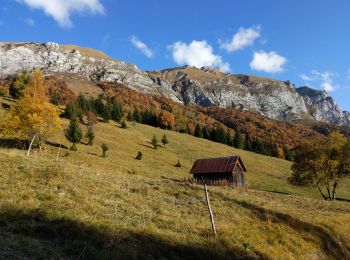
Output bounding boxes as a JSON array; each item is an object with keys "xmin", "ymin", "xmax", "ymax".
[{"xmin": 204, "ymin": 184, "xmax": 217, "ymax": 237}]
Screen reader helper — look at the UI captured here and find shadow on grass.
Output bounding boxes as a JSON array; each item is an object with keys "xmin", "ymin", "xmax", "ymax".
[
  {"xmin": 217, "ymin": 193, "xmax": 350, "ymax": 259},
  {"xmin": 0, "ymin": 137, "xmax": 26, "ymax": 149},
  {"xmin": 0, "ymin": 207, "xmax": 261, "ymax": 259}
]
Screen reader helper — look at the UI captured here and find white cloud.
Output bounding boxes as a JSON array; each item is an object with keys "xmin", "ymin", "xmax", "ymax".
[
  {"xmin": 169, "ymin": 40, "xmax": 230, "ymax": 72},
  {"xmin": 220, "ymin": 26, "xmax": 261, "ymax": 52},
  {"xmin": 301, "ymin": 70, "xmax": 338, "ymax": 92},
  {"xmin": 250, "ymin": 51, "xmax": 286, "ymax": 73},
  {"xmin": 130, "ymin": 36, "xmax": 153, "ymax": 58},
  {"xmin": 300, "ymin": 74, "xmax": 313, "ymax": 81},
  {"xmin": 311, "ymin": 70, "xmax": 336, "ymax": 92},
  {"xmin": 23, "ymin": 18, "xmax": 35, "ymax": 26},
  {"xmin": 17, "ymin": 0, "xmax": 105, "ymax": 27}
]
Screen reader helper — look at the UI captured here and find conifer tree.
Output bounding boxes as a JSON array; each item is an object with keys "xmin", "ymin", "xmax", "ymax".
[
  {"xmin": 65, "ymin": 117, "xmax": 82, "ymax": 151},
  {"xmin": 161, "ymin": 134, "xmax": 169, "ymax": 146},
  {"xmin": 86, "ymin": 125, "xmax": 95, "ymax": 146},
  {"xmin": 234, "ymin": 128, "xmax": 244, "ymax": 149},
  {"xmin": 10, "ymin": 70, "xmax": 31, "ymax": 99},
  {"xmin": 112, "ymin": 100, "xmax": 123, "ymax": 122},
  {"xmin": 284, "ymin": 146, "xmax": 292, "ymax": 161},
  {"xmin": 202, "ymin": 126, "xmax": 210, "ymax": 139},
  {"xmin": 244, "ymin": 133, "xmax": 252, "ymax": 151},
  {"xmin": 101, "ymin": 143, "xmax": 109, "ymax": 157},
  {"xmin": 127, "ymin": 111, "xmax": 134, "ymax": 121},
  {"xmin": 151, "ymin": 135, "xmax": 158, "ymax": 149},
  {"xmin": 194, "ymin": 124, "xmax": 203, "ymax": 138}
]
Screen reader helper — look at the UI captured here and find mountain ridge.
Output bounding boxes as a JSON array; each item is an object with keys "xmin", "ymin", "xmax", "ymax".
[{"xmin": 0, "ymin": 41, "xmax": 349, "ymax": 127}]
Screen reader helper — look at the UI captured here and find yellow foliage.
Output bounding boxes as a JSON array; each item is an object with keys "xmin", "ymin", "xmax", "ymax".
[{"xmin": 0, "ymin": 70, "xmax": 62, "ymax": 144}]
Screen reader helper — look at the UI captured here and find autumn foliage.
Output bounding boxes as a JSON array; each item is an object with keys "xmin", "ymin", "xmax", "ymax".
[{"xmin": 0, "ymin": 70, "xmax": 61, "ymax": 148}]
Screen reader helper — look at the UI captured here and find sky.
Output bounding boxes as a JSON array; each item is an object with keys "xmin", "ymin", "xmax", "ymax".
[{"xmin": 1, "ymin": 0, "xmax": 349, "ymax": 110}]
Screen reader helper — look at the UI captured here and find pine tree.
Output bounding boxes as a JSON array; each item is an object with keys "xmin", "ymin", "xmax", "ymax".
[
  {"xmin": 112, "ymin": 100, "xmax": 124, "ymax": 122},
  {"xmin": 161, "ymin": 134, "xmax": 169, "ymax": 146},
  {"xmin": 127, "ymin": 111, "xmax": 134, "ymax": 121},
  {"xmin": 65, "ymin": 101, "xmax": 82, "ymax": 119},
  {"xmin": 101, "ymin": 143, "xmax": 109, "ymax": 157},
  {"xmin": 86, "ymin": 125, "xmax": 95, "ymax": 146},
  {"xmin": 202, "ymin": 126, "xmax": 210, "ymax": 139},
  {"xmin": 216, "ymin": 126, "xmax": 227, "ymax": 144},
  {"xmin": 93, "ymin": 95, "xmax": 105, "ymax": 115},
  {"xmin": 226, "ymin": 131, "xmax": 234, "ymax": 146},
  {"xmin": 234, "ymin": 128, "xmax": 244, "ymax": 149},
  {"xmin": 151, "ymin": 135, "xmax": 158, "ymax": 149},
  {"xmin": 133, "ymin": 108, "xmax": 142, "ymax": 123},
  {"xmin": 194, "ymin": 124, "xmax": 203, "ymax": 138},
  {"xmin": 10, "ymin": 70, "xmax": 31, "ymax": 99},
  {"xmin": 65, "ymin": 117, "xmax": 83, "ymax": 151},
  {"xmin": 102, "ymin": 102, "xmax": 112, "ymax": 122},
  {"xmin": 284, "ymin": 146, "xmax": 292, "ymax": 161},
  {"xmin": 244, "ymin": 133, "xmax": 252, "ymax": 151}
]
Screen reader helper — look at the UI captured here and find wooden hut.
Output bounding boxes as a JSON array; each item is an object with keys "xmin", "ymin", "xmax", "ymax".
[{"xmin": 190, "ymin": 156, "xmax": 247, "ymax": 186}]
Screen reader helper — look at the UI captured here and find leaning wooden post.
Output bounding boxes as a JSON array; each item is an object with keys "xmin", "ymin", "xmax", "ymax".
[
  {"xmin": 26, "ymin": 134, "xmax": 36, "ymax": 156},
  {"xmin": 204, "ymin": 184, "xmax": 217, "ymax": 238},
  {"xmin": 56, "ymin": 144, "xmax": 61, "ymax": 161}
]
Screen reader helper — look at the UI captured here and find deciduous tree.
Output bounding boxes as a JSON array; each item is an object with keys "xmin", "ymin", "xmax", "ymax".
[{"xmin": 291, "ymin": 132, "xmax": 350, "ymax": 200}]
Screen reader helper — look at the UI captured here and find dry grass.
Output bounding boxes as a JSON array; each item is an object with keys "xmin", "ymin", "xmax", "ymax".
[
  {"xmin": 61, "ymin": 45, "xmax": 115, "ymax": 61},
  {"xmin": 0, "ymin": 120, "xmax": 349, "ymax": 259}
]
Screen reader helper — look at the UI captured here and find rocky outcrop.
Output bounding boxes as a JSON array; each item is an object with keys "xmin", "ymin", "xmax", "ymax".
[
  {"xmin": 148, "ymin": 66, "xmax": 310, "ymax": 121},
  {"xmin": 0, "ymin": 42, "xmax": 349, "ymax": 127},
  {"xmin": 0, "ymin": 42, "xmax": 178, "ymax": 99},
  {"xmin": 297, "ymin": 87, "xmax": 350, "ymax": 127}
]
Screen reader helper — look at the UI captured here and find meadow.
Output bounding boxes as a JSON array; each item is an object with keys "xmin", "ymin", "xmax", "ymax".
[{"xmin": 0, "ymin": 119, "xmax": 349, "ymax": 259}]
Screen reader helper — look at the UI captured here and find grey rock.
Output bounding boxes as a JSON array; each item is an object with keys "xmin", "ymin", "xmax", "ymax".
[{"xmin": 297, "ymin": 86, "xmax": 350, "ymax": 127}]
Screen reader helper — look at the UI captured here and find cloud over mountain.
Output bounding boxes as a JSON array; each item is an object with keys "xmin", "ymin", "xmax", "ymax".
[{"xmin": 169, "ymin": 40, "xmax": 230, "ymax": 72}]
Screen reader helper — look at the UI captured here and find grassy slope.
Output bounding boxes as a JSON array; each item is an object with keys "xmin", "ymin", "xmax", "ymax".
[{"xmin": 0, "ymin": 120, "xmax": 350, "ymax": 259}]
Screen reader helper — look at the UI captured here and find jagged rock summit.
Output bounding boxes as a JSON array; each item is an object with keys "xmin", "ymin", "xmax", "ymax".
[
  {"xmin": 0, "ymin": 42, "xmax": 349, "ymax": 127},
  {"xmin": 0, "ymin": 42, "xmax": 175, "ymax": 97}
]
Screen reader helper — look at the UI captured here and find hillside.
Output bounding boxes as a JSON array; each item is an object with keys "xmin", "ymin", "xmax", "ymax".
[
  {"xmin": 1, "ymin": 42, "xmax": 350, "ymax": 127},
  {"xmin": 0, "ymin": 118, "xmax": 349, "ymax": 259}
]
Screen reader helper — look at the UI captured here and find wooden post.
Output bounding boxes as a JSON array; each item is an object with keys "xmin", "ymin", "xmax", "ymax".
[
  {"xmin": 204, "ymin": 184, "xmax": 217, "ymax": 238},
  {"xmin": 26, "ymin": 134, "xmax": 36, "ymax": 156},
  {"xmin": 56, "ymin": 144, "xmax": 61, "ymax": 161}
]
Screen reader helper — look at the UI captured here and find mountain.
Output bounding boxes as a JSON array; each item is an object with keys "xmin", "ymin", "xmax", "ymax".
[
  {"xmin": 147, "ymin": 66, "xmax": 309, "ymax": 121},
  {"xmin": 296, "ymin": 86, "xmax": 350, "ymax": 127},
  {"xmin": 0, "ymin": 42, "xmax": 349, "ymax": 127}
]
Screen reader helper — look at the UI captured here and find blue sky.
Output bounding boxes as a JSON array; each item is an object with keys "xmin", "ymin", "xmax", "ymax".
[{"xmin": 1, "ymin": 0, "xmax": 349, "ymax": 110}]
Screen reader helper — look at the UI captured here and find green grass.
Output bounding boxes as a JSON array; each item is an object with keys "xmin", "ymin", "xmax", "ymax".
[{"xmin": 0, "ymin": 120, "xmax": 349, "ymax": 259}]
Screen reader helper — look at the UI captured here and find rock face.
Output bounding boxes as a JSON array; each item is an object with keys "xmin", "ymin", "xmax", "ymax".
[
  {"xmin": 297, "ymin": 87, "xmax": 350, "ymax": 127},
  {"xmin": 148, "ymin": 66, "xmax": 309, "ymax": 121},
  {"xmin": 0, "ymin": 42, "xmax": 175, "ymax": 98},
  {"xmin": 0, "ymin": 42, "xmax": 349, "ymax": 127}
]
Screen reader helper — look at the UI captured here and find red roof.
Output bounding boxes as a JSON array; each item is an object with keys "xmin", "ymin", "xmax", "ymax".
[{"xmin": 190, "ymin": 156, "xmax": 247, "ymax": 174}]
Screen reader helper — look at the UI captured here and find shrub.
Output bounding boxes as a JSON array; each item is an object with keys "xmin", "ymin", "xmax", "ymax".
[
  {"xmin": 121, "ymin": 120, "xmax": 127, "ymax": 129},
  {"xmin": 135, "ymin": 151, "xmax": 143, "ymax": 160},
  {"xmin": 175, "ymin": 160, "xmax": 182, "ymax": 168},
  {"xmin": 151, "ymin": 135, "xmax": 158, "ymax": 149},
  {"xmin": 101, "ymin": 143, "xmax": 109, "ymax": 157},
  {"xmin": 161, "ymin": 134, "xmax": 169, "ymax": 146}
]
